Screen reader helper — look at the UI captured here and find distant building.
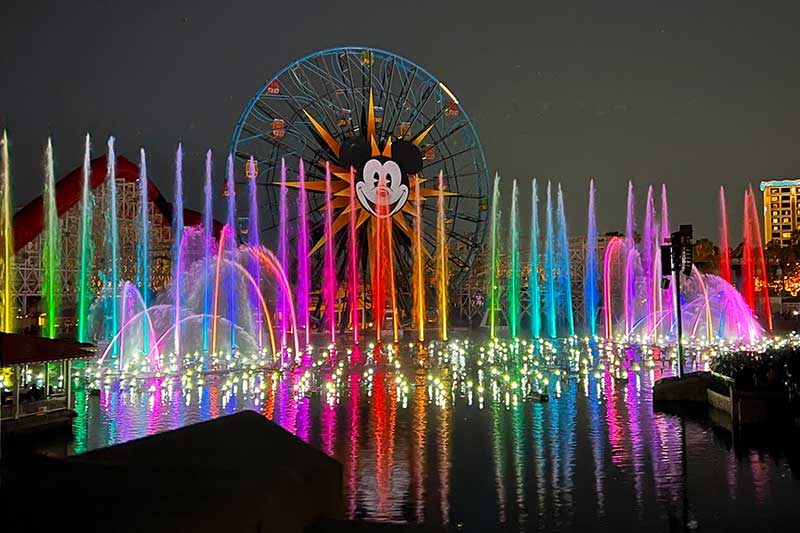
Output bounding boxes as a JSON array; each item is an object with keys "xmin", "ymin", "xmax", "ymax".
[{"xmin": 761, "ymin": 179, "xmax": 800, "ymax": 245}]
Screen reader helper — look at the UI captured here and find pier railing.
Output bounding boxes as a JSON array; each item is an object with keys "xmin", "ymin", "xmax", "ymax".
[{"xmin": 1, "ymin": 395, "xmax": 68, "ymax": 421}]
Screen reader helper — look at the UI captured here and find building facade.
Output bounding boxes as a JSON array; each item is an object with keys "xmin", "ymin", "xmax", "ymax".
[{"xmin": 761, "ymin": 179, "xmax": 800, "ymax": 245}]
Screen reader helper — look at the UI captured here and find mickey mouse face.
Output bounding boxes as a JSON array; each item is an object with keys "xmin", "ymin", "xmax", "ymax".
[
  {"xmin": 357, "ymin": 157, "xmax": 408, "ymax": 218},
  {"xmin": 340, "ymin": 137, "xmax": 423, "ymax": 219}
]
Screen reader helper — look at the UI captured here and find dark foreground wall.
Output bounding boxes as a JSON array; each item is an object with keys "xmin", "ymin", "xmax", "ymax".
[{"xmin": 1, "ymin": 410, "xmax": 343, "ymax": 532}]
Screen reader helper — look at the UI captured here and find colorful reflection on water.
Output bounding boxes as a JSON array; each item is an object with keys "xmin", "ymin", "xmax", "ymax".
[{"xmin": 72, "ymin": 339, "xmax": 800, "ymax": 531}]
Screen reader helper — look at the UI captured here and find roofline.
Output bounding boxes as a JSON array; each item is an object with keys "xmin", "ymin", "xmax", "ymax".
[
  {"xmin": 0, "ymin": 332, "xmax": 94, "ymax": 366},
  {"xmin": 760, "ymin": 179, "xmax": 800, "ymax": 191}
]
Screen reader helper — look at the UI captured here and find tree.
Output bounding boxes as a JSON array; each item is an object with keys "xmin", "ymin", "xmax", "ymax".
[
  {"xmin": 764, "ymin": 230, "xmax": 800, "ymax": 296},
  {"xmin": 693, "ymin": 238, "xmax": 719, "ymax": 274}
]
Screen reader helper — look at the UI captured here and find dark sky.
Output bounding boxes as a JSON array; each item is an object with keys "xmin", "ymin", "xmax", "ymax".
[{"xmin": 2, "ymin": 0, "xmax": 799, "ymax": 241}]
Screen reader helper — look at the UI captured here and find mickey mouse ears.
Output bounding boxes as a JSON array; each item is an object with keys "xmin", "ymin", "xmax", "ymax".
[
  {"xmin": 340, "ymin": 136, "xmax": 423, "ymax": 175},
  {"xmin": 303, "ymin": 88, "xmax": 429, "ymax": 175}
]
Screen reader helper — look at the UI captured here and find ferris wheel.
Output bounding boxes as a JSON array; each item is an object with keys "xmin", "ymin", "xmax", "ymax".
[{"xmin": 230, "ymin": 46, "xmax": 489, "ymax": 319}]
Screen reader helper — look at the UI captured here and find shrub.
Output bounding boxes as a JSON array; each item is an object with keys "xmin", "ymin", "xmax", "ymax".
[{"xmin": 711, "ymin": 345, "xmax": 800, "ymax": 415}]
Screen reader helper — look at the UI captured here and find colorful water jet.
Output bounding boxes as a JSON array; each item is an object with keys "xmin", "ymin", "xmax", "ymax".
[
  {"xmin": 507, "ymin": 179, "xmax": 520, "ymax": 338},
  {"xmin": 105, "ymin": 138, "xmax": 119, "ymax": 354},
  {"xmin": 138, "ymin": 148, "xmax": 150, "ymax": 352},
  {"xmin": 603, "ymin": 237, "xmax": 623, "ymax": 339},
  {"xmin": 225, "ymin": 154, "xmax": 237, "ymax": 350},
  {"xmin": 623, "ymin": 181, "xmax": 636, "ymax": 335},
  {"xmin": 247, "ymin": 156, "xmax": 262, "ymax": 349},
  {"xmin": 743, "ymin": 186, "xmax": 772, "ymax": 331},
  {"xmin": 347, "ymin": 167, "xmax": 360, "ymax": 345},
  {"xmin": 42, "ymin": 138, "xmax": 60, "ymax": 339},
  {"xmin": 643, "ymin": 186, "xmax": 657, "ymax": 337},
  {"xmin": 173, "ymin": 145, "xmax": 184, "ymax": 355},
  {"xmin": 386, "ymin": 197, "xmax": 400, "ymax": 344},
  {"xmin": 297, "ymin": 160, "xmax": 311, "ymax": 346},
  {"xmin": 1, "ymin": 130, "xmax": 14, "ymax": 333},
  {"xmin": 719, "ymin": 186, "xmax": 732, "ymax": 284},
  {"xmin": 543, "ymin": 182, "xmax": 556, "ymax": 338},
  {"xmin": 202, "ymin": 150, "xmax": 213, "ymax": 353},
  {"xmin": 372, "ymin": 181, "xmax": 386, "ymax": 343},
  {"xmin": 556, "ymin": 184, "xmax": 574, "ymax": 336},
  {"xmin": 413, "ymin": 177, "xmax": 425, "ymax": 342},
  {"xmin": 76, "ymin": 134, "xmax": 93, "ymax": 342},
  {"xmin": 96, "ymin": 230, "xmax": 295, "ymax": 369},
  {"xmin": 584, "ymin": 179, "xmax": 598, "ymax": 336},
  {"xmin": 323, "ymin": 162, "xmax": 337, "ymax": 346},
  {"xmin": 660, "ymin": 184, "xmax": 670, "ymax": 241},
  {"xmin": 659, "ymin": 184, "xmax": 672, "ymax": 326},
  {"xmin": 437, "ymin": 170, "xmax": 448, "ymax": 341},
  {"xmin": 529, "ymin": 179, "xmax": 541, "ymax": 338},
  {"xmin": 603, "ymin": 183, "xmax": 764, "ymax": 342},
  {"xmin": 489, "ymin": 174, "xmax": 500, "ymax": 338},
  {"xmin": 278, "ymin": 158, "xmax": 289, "ymax": 346}
]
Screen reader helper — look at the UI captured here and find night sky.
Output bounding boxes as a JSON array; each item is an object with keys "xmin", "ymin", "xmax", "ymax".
[{"xmin": 2, "ymin": 0, "xmax": 799, "ymax": 241}]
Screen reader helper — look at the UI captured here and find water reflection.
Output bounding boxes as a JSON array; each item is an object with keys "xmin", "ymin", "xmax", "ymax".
[
  {"xmin": 411, "ymin": 374, "xmax": 426, "ymax": 523},
  {"xmin": 72, "ymin": 341, "xmax": 800, "ymax": 531},
  {"xmin": 345, "ymin": 373, "xmax": 360, "ymax": 519}
]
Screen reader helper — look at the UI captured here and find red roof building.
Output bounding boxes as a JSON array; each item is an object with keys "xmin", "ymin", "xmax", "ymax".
[
  {"xmin": 10, "ymin": 155, "xmax": 223, "ymax": 331},
  {"xmin": 13, "ymin": 155, "xmax": 221, "ymax": 253}
]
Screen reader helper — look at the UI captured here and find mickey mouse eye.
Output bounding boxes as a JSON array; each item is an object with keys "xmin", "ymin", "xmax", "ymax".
[
  {"xmin": 363, "ymin": 159, "xmax": 383, "ymax": 190},
  {"xmin": 384, "ymin": 161, "xmax": 402, "ymax": 190}
]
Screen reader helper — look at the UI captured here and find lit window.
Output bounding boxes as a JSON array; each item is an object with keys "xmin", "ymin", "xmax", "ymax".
[
  {"xmin": 783, "ymin": 232, "xmax": 793, "ymax": 238},
  {"xmin": 783, "ymin": 218, "xmax": 790, "ymax": 223}
]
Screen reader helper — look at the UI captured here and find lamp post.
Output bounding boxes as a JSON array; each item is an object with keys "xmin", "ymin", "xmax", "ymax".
[{"xmin": 661, "ymin": 225, "xmax": 694, "ymax": 378}]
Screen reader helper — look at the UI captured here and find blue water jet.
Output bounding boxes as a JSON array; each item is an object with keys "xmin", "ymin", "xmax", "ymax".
[{"xmin": 584, "ymin": 179, "xmax": 598, "ymax": 336}]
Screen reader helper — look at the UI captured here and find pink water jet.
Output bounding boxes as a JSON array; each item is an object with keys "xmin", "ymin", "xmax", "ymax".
[
  {"xmin": 348, "ymin": 166, "xmax": 360, "ymax": 345},
  {"xmin": 323, "ymin": 162, "xmax": 337, "ymax": 348},
  {"xmin": 719, "ymin": 186, "xmax": 732, "ymax": 284},
  {"xmin": 278, "ymin": 158, "xmax": 289, "ymax": 347},
  {"xmin": 296, "ymin": 160, "xmax": 311, "ymax": 347}
]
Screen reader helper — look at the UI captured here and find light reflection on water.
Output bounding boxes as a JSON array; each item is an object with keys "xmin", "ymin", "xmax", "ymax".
[{"xmin": 72, "ymin": 347, "xmax": 800, "ymax": 532}]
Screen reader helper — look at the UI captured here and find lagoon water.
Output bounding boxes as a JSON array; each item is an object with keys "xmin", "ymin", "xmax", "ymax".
[{"xmin": 71, "ymin": 354, "xmax": 800, "ymax": 532}]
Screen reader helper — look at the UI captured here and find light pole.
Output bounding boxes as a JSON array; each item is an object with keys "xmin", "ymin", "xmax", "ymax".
[{"xmin": 661, "ymin": 225, "xmax": 694, "ymax": 378}]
